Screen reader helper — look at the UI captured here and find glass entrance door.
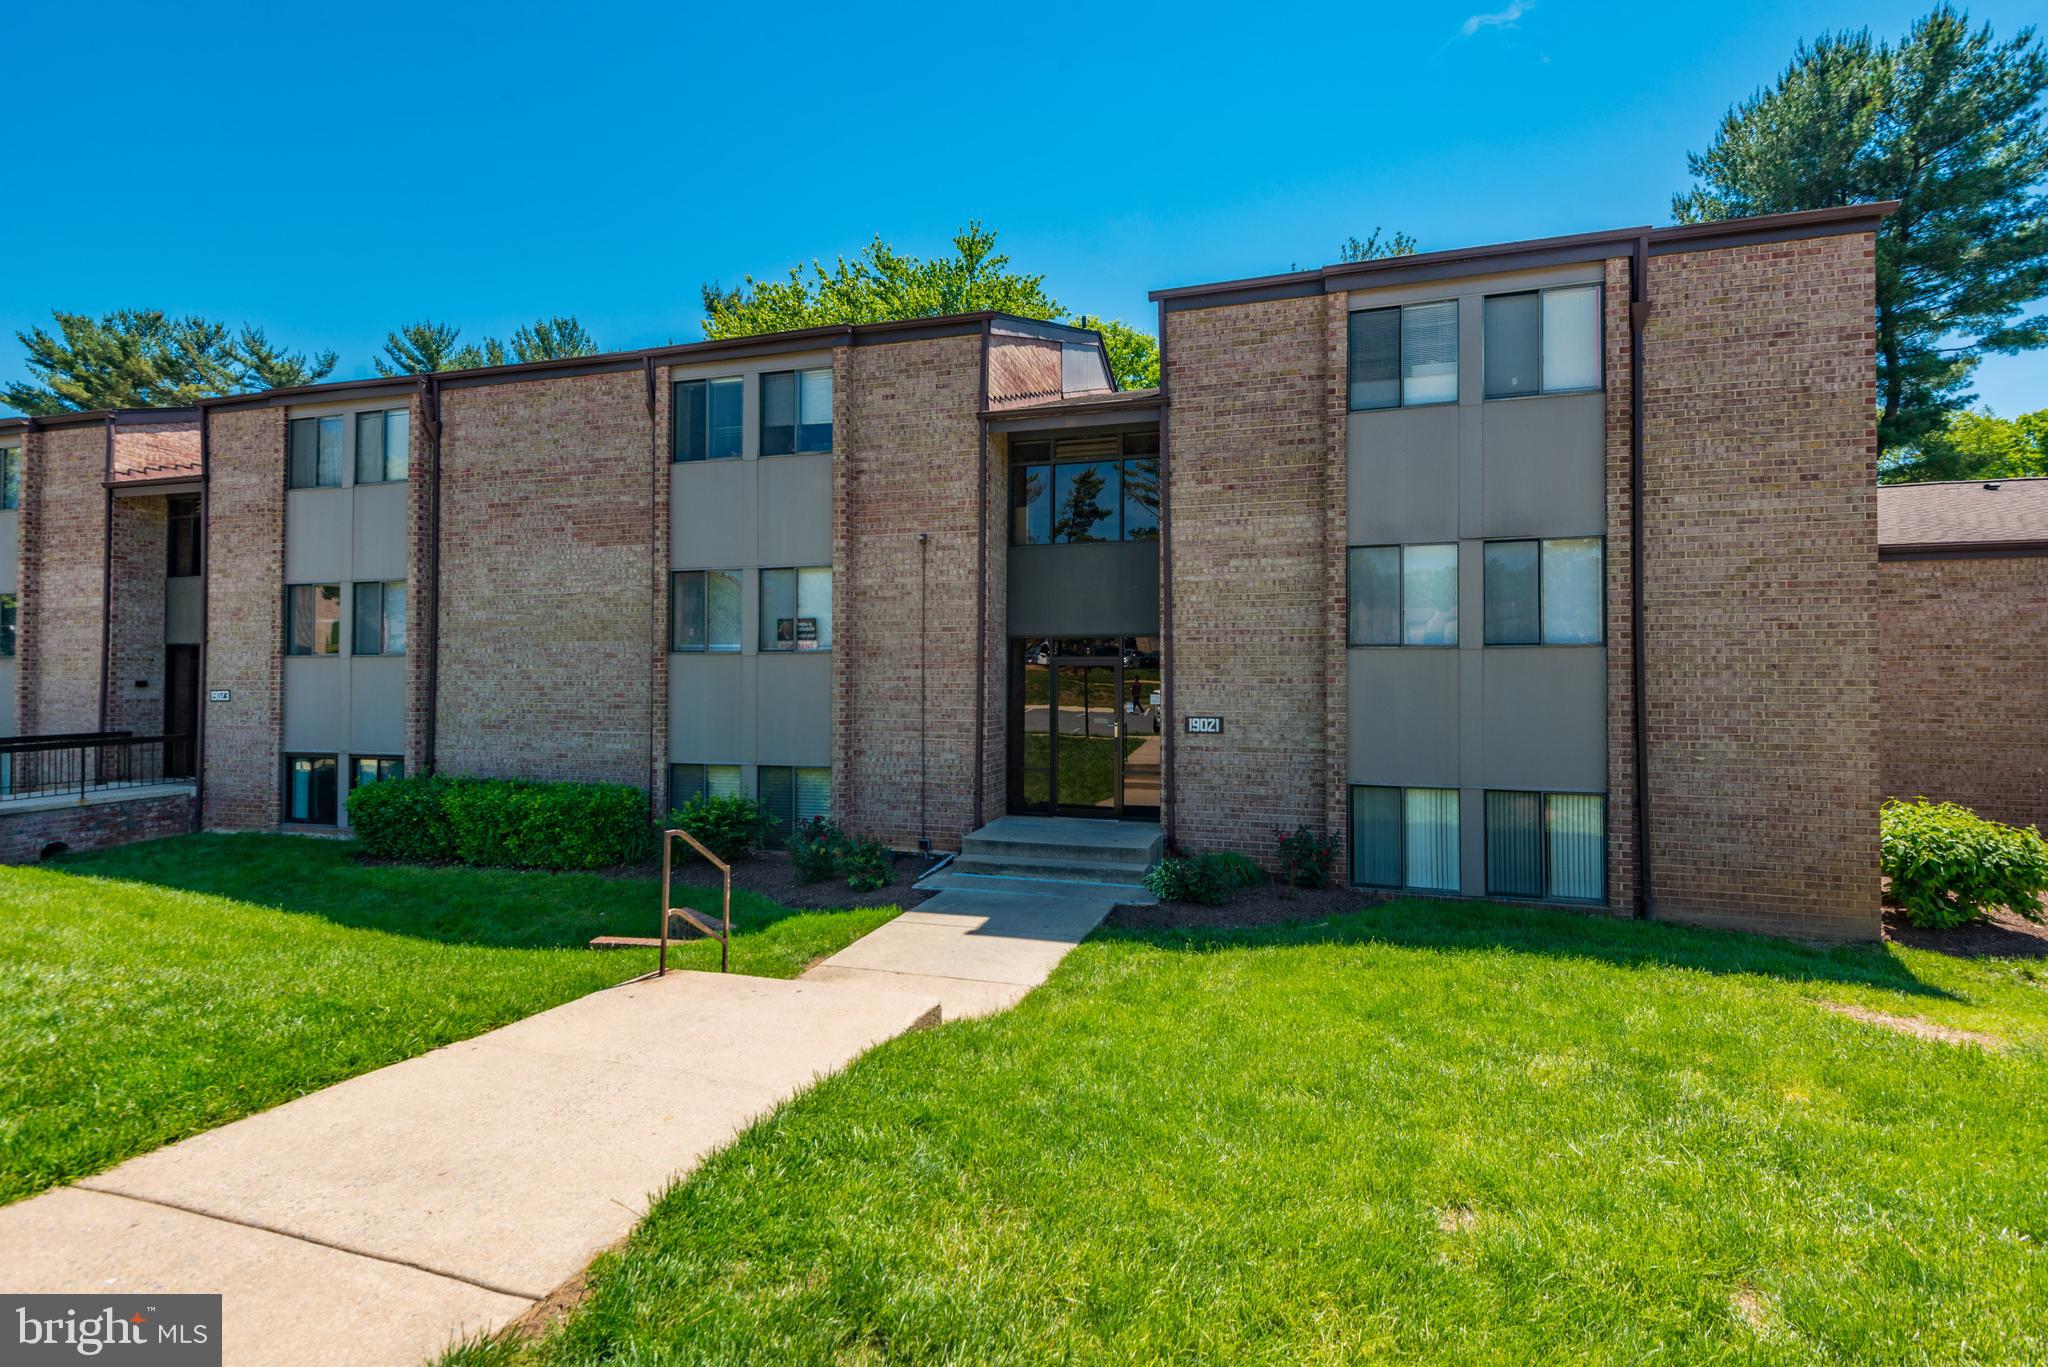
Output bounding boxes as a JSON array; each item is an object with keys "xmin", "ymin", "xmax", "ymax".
[{"xmin": 1012, "ymin": 638, "xmax": 1161, "ymax": 821}]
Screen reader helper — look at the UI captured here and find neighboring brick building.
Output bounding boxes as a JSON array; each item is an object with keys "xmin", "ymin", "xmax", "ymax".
[
  {"xmin": 1878, "ymin": 478, "xmax": 2048, "ymax": 832},
  {"xmin": 0, "ymin": 204, "xmax": 1900, "ymax": 940}
]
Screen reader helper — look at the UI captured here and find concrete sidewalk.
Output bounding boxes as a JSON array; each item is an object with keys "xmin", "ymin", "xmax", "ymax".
[{"xmin": 0, "ymin": 883, "xmax": 1115, "ymax": 1365}]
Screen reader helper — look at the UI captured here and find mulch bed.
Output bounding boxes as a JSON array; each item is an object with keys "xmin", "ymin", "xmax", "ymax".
[
  {"xmin": 1882, "ymin": 901, "xmax": 2048, "ymax": 959},
  {"xmin": 1106, "ymin": 882, "xmax": 1378, "ymax": 932},
  {"xmin": 669, "ymin": 849, "xmax": 939, "ymax": 911}
]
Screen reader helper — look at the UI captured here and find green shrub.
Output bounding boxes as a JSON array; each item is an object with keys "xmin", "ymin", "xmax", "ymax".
[
  {"xmin": 1144, "ymin": 855, "xmax": 1229, "ymax": 906},
  {"xmin": 841, "ymin": 838, "xmax": 892, "ymax": 893},
  {"xmin": 350, "ymin": 775, "xmax": 651, "ymax": 870},
  {"xmin": 1276, "ymin": 826, "xmax": 1337, "ymax": 889},
  {"xmin": 669, "ymin": 794, "xmax": 769, "ymax": 864},
  {"xmin": 1881, "ymin": 798, "xmax": 2048, "ymax": 929},
  {"xmin": 346, "ymin": 774, "xmax": 459, "ymax": 863},
  {"xmin": 789, "ymin": 817, "xmax": 848, "ymax": 884},
  {"xmin": 1203, "ymin": 850, "xmax": 1267, "ymax": 890}
]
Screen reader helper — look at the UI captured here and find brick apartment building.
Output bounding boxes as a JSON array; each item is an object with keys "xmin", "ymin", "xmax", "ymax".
[{"xmin": 0, "ymin": 202, "xmax": 1893, "ymax": 939}]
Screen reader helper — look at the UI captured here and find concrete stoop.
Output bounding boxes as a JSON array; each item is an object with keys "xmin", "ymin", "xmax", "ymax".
[{"xmin": 926, "ymin": 815, "xmax": 1162, "ymax": 901}]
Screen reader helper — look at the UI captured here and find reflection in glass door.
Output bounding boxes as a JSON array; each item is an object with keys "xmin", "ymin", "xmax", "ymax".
[
  {"xmin": 1056, "ymin": 663, "xmax": 1121, "ymax": 813},
  {"xmin": 1010, "ymin": 638, "xmax": 1162, "ymax": 821}
]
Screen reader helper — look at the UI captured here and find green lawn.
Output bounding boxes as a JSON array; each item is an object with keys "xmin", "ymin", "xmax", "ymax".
[
  {"xmin": 475, "ymin": 899, "xmax": 2048, "ymax": 1365},
  {"xmin": 0, "ymin": 833, "xmax": 897, "ymax": 1206}
]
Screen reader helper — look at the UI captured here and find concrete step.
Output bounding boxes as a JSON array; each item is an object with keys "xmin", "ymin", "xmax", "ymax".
[
  {"xmin": 961, "ymin": 815, "xmax": 1163, "ymax": 868},
  {"xmin": 948, "ymin": 853, "xmax": 1154, "ymax": 885},
  {"xmin": 960, "ymin": 835, "xmax": 1161, "ymax": 866},
  {"xmin": 914, "ymin": 868, "xmax": 1158, "ymax": 905}
]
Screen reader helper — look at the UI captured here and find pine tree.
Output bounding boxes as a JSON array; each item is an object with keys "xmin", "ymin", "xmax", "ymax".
[
  {"xmin": 4, "ymin": 310, "xmax": 238, "ymax": 414},
  {"xmin": 231, "ymin": 326, "xmax": 338, "ymax": 391},
  {"xmin": 508, "ymin": 316, "xmax": 598, "ymax": 362},
  {"xmin": 375, "ymin": 321, "xmax": 507, "ymax": 376}
]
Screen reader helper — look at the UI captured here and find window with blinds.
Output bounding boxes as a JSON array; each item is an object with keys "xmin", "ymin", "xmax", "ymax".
[
  {"xmin": 759, "ymin": 766, "xmax": 830, "ymax": 842},
  {"xmin": 1484, "ymin": 284, "xmax": 1602, "ymax": 398},
  {"xmin": 669, "ymin": 763, "xmax": 742, "ymax": 813},
  {"xmin": 1485, "ymin": 790, "xmax": 1605, "ymax": 902},
  {"xmin": 1348, "ymin": 300, "xmax": 1459, "ymax": 411},
  {"xmin": 1483, "ymin": 538, "xmax": 1603, "ymax": 646},
  {"xmin": 1349, "ymin": 785, "xmax": 1459, "ymax": 893},
  {"xmin": 762, "ymin": 368, "xmax": 834, "ymax": 455}
]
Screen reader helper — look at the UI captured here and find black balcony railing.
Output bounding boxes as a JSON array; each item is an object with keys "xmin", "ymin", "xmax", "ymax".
[{"xmin": 0, "ymin": 731, "xmax": 196, "ymax": 804}]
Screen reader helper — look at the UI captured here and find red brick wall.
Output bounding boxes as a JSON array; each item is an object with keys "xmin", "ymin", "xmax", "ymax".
[
  {"xmin": 201, "ymin": 406, "xmax": 286, "ymax": 830},
  {"xmin": 112, "ymin": 419, "xmax": 201, "ymax": 480},
  {"xmin": 18, "ymin": 423, "xmax": 108, "ymax": 736},
  {"xmin": 0, "ymin": 791, "xmax": 195, "ymax": 863},
  {"xmin": 1602, "ymin": 255, "xmax": 1640, "ymax": 916},
  {"xmin": 835, "ymin": 332, "xmax": 985, "ymax": 849},
  {"xmin": 105, "ymin": 495, "xmax": 168, "ymax": 736},
  {"xmin": 1639, "ymin": 233, "xmax": 1880, "ymax": 940},
  {"xmin": 1879, "ymin": 553, "xmax": 2048, "ymax": 830},
  {"xmin": 401, "ymin": 394, "xmax": 433, "ymax": 781},
  {"xmin": 433, "ymin": 371, "xmax": 658, "ymax": 790},
  {"xmin": 1161, "ymin": 293, "xmax": 1334, "ymax": 862}
]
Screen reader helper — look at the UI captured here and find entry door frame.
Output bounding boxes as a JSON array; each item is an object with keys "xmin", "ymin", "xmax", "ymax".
[{"xmin": 1014, "ymin": 642, "xmax": 1128, "ymax": 820}]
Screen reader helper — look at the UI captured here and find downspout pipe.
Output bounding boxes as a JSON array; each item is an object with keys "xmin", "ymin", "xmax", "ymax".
[
  {"xmin": 97, "ymin": 415, "xmax": 114, "ymax": 735},
  {"xmin": 1629, "ymin": 236, "xmax": 1653, "ymax": 919},
  {"xmin": 422, "ymin": 376, "xmax": 444, "ymax": 775},
  {"xmin": 1156, "ymin": 300, "xmax": 1176, "ymax": 852},
  {"xmin": 972, "ymin": 319, "xmax": 991, "ymax": 832},
  {"xmin": 194, "ymin": 411, "xmax": 210, "ymax": 831}
]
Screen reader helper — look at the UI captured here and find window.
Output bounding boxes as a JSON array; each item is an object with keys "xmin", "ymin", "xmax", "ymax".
[
  {"xmin": 1347, "ymin": 543, "xmax": 1457, "ymax": 646},
  {"xmin": 670, "ymin": 569, "xmax": 742, "ymax": 652},
  {"xmin": 673, "ymin": 377, "xmax": 743, "ymax": 461},
  {"xmin": 166, "ymin": 496, "xmax": 201, "ymax": 577},
  {"xmin": 761, "ymin": 368, "xmax": 833, "ymax": 455},
  {"xmin": 758, "ymin": 765, "xmax": 830, "ymax": 842},
  {"xmin": 1482, "ymin": 538, "xmax": 1602, "ymax": 646},
  {"xmin": 1, "ymin": 446, "xmax": 19, "ymax": 509},
  {"xmin": 288, "ymin": 416, "xmax": 345, "ymax": 488},
  {"xmin": 352, "ymin": 581, "xmax": 407, "ymax": 656},
  {"xmin": 0, "ymin": 594, "xmax": 14, "ymax": 657},
  {"xmin": 286, "ymin": 584, "xmax": 342, "ymax": 655},
  {"xmin": 1010, "ymin": 433, "xmax": 1161, "ymax": 546},
  {"xmin": 350, "ymin": 755, "xmax": 404, "ymax": 790},
  {"xmin": 1350, "ymin": 785, "xmax": 1460, "ymax": 892},
  {"xmin": 760, "ymin": 567, "xmax": 832, "ymax": 651},
  {"xmin": 669, "ymin": 763, "xmax": 742, "ymax": 810},
  {"xmin": 355, "ymin": 409, "xmax": 409, "ymax": 483},
  {"xmin": 1483, "ymin": 285, "xmax": 1602, "ymax": 398},
  {"xmin": 284, "ymin": 754, "xmax": 338, "ymax": 824},
  {"xmin": 1349, "ymin": 300, "xmax": 1458, "ymax": 411},
  {"xmin": 1485, "ymin": 790, "xmax": 1606, "ymax": 901}
]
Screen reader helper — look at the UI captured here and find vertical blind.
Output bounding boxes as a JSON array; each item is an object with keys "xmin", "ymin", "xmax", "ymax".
[
  {"xmin": 1351, "ymin": 785, "xmax": 1402, "ymax": 887},
  {"xmin": 1546, "ymin": 794, "xmax": 1605, "ymax": 901},
  {"xmin": 1485, "ymin": 790, "xmax": 1545, "ymax": 897},
  {"xmin": 1404, "ymin": 788, "xmax": 1460, "ymax": 892}
]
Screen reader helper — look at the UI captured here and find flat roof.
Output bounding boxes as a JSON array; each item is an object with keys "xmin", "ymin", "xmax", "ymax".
[
  {"xmin": 1879, "ymin": 477, "xmax": 2048, "ymax": 555},
  {"xmin": 1149, "ymin": 203, "xmax": 1898, "ymax": 312}
]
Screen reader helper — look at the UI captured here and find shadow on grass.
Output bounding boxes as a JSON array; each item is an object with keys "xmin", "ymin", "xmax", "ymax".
[
  {"xmin": 1094, "ymin": 895, "xmax": 1957, "ymax": 1001},
  {"xmin": 44, "ymin": 832, "xmax": 821, "ymax": 952}
]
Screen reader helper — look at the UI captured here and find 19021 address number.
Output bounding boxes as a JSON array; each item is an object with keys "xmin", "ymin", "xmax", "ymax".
[{"xmin": 1185, "ymin": 716, "xmax": 1223, "ymax": 735}]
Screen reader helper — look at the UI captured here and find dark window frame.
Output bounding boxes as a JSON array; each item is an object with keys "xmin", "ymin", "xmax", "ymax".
[
  {"xmin": 283, "ymin": 753, "xmax": 339, "ymax": 825},
  {"xmin": 348, "ymin": 755, "xmax": 405, "ymax": 791},
  {"xmin": 354, "ymin": 408, "xmax": 410, "ymax": 484},
  {"xmin": 288, "ymin": 416, "xmax": 347, "ymax": 489},
  {"xmin": 669, "ymin": 568, "xmax": 744, "ymax": 653},
  {"xmin": 757, "ymin": 764, "xmax": 830, "ymax": 844},
  {"xmin": 0, "ymin": 446, "xmax": 20, "ymax": 510},
  {"xmin": 351, "ymin": 580, "xmax": 408, "ymax": 656},
  {"xmin": 1348, "ymin": 300, "xmax": 1460, "ymax": 412},
  {"xmin": 1482, "ymin": 284, "xmax": 1605, "ymax": 401},
  {"xmin": 1483, "ymin": 788, "xmax": 1608, "ymax": 903},
  {"xmin": 1009, "ymin": 431, "xmax": 1160, "ymax": 547},
  {"xmin": 671, "ymin": 376, "xmax": 744, "ymax": 463},
  {"xmin": 668, "ymin": 762, "xmax": 742, "ymax": 812},
  {"xmin": 1481, "ymin": 537, "xmax": 1605, "ymax": 647},
  {"xmin": 285, "ymin": 583, "xmax": 343, "ymax": 656},
  {"xmin": 166, "ymin": 495, "xmax": 202, "ymax": 577},
  {"xmin": 759, "ymin": 367, "xmax": 834, "ymax": 456},
  {"xmin": 1350, "ymin": 783, "xmax": 1463, "ymax": 892},
  {"xmin": 1346, "ymin": 542, "xmax": 1460, "ymax": 648},
  {"xmin": 0, "ymin": 592, "xmax": 15, "ymax": 658},
  {"xmin": 759, "ymin": 566, "xmax": 832, "ymax": 652}
]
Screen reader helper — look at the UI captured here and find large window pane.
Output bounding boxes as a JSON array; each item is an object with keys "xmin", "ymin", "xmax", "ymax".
[
  {"xmin": 1485, "ymin": 790, "xmax": 1544, "ymax": 897},
  {"xmin": 762, "ymin": 568, "xmax": 832, "ymax": 650},
  {"xmin": 1402, "ymin": 544, "xmax": 1458, "ymax": 646},
  {"xmin": 350, "ymin": 755, "xmax": 403, "ymax": 791},
  {"xmin": 1547, "ymin": 793, "xmax": 1605, "ymax": 900},
  {"xmin": 0, "ymin": 594, "xmax": 16, "ymax": 657},
  {"xmin": 1484, "ymin": 292, "xmax": 1542, "ymax": 398},
  {"xmin": 353, "ymin": 582, "xmax": 383, "ymax": 655},
  {"xmin": 288, "ymin": 418, "xmax": 318, "ymax": 488},
  {"xmin": 797, "ymin": 567, "xmax": 832, "ymax": 649},
  {"xmin": 384, "ymin": 409, "xmax": 409, "ymax": 480},
  {"xmin": 1350, "ymin": 785, "xmax": 1402, "ymax": 887},
  {"xmin": 316, "ymin": 416, "xmax": 344, "ymax": 487},
  {"xmin": 1401, "ymin": 300, "xmax": 1459, "ymax": 405},
  {"xmin": 1, "ymin": 447, "xmax": 19, "ymax": 509},
  {"xmin": 1347, "ymin": 546, "xmax": 1400, "ymax": 645},
  {"xmin": 706, "ymin": 569, "xmax": 742, "ymax": 650},
  {"xmin": 287, "ymin": 585, "xmax": 341, "ymax": 656},
  {"xmin": 759, "ymin": 765, "xmax": 795, "ymax": 842},
  {"xmin": 1012, "ymin": 464, "xmax": 1050, "ymax": 544},
  {"xmin": 381, "ymin": 583, "xmax": 407, "ymax": 654},
  {"xmin": 795, "ymin": 766, "xmax": 830, "ymax": 822},
  {"xmin": 1540, "ymin": 538, "xmax": 1603, "ymax": 644},
  {"xmin": 674, "ymin": 381, "xmax": 708, "ymax": 461},
  {"xmin": 285, "ymin": 754, "xmax": 337, "ymax": 824},
  {"xmin": 1122, "ymin": 457, "xmax": 1160, "ymax": 540},
  {"xmin": 1404, "ymin": 788, "xmax": 1460, "ymax": 892},
  {"xmin": 166, "ymin": 496, "xmax": 201, "ymax": 577},
  {"xmin": 1542, "ymin": 286, "xmax": 1601, "ymax": 392},
  {"xmin": 1483, "ymin": 541, "xmax": 1539, "ymax": 645},
  {"xmin": 671, "ymin": 571, "xmax": 706, "ymax": 650},
  {"xmin": 1052, "ymin": 462, "xmax": 1119, "ymax": 543},
  {"xmin": 709, "ymin": 377, "xmax": 741, "ymax": 457},
  {"xmin": 1348, "ymin": 308, "xmax": 1399, "ymax": 410},
  {"xmin": 798, "ymin": 368, "xmax": 833, "ymax": 452},
  {"xmin": 761, "ymin": 371, "xmax": 796, "ymax": 456},
  {"xmin": 355, "ymin": 411, "xmax": 385, "ymax": 485}
]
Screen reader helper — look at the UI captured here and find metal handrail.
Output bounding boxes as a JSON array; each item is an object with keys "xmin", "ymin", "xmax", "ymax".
[
  {"xmin": 659, "ymin": 827, "xmax": 731, "ymax": 975},
  {"xmin": 0, "ymin": 732, "xmax": 194, "ymax": 803}
]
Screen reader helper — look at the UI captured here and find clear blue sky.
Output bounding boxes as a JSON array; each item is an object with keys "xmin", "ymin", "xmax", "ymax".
[{"xmin": 3, "ymin": 0, "xmax": 2042, "ymax": 415}]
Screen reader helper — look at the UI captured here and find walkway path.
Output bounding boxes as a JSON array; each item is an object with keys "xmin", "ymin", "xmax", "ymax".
[{"xmin": 0, "ymin": 882, "xmax": 1115, "ymax": 1365}]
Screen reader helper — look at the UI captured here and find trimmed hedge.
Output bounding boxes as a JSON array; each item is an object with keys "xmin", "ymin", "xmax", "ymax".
[
  {"xmin": 348, "ymin": 774, "xmax": 654, "ymax": 871},
  {"xmin": 1881, "ymin": 797, "xmax": 2048, "ymax": 930}
]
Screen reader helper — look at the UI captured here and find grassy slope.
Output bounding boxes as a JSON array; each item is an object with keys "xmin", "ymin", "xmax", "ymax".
[
  {"xmin": 494, "ymin": 900, "xmax": 2048, "ymax": 1365},
  {"xmin": 0, "ymin": 834, "xmax": 895, "ymax": 1205}
]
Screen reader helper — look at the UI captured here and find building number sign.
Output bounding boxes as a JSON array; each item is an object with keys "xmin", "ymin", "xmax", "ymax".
[{"xmin": 1185, "ymin": 715, "xmax": 1223, "ymax": 735}]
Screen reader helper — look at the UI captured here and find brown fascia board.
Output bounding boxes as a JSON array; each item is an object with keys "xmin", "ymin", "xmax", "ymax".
[
  {"xmin": 1880, "ymin": 540, "xmax": 2048, "ymax": 561},
  {"xmin": 0, "ymin": 406, "xmax": 199, "ymax": 430},
  {"xmin": 1149, "ymin": 202, "xmax": 1901, "ymax": 311}
]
